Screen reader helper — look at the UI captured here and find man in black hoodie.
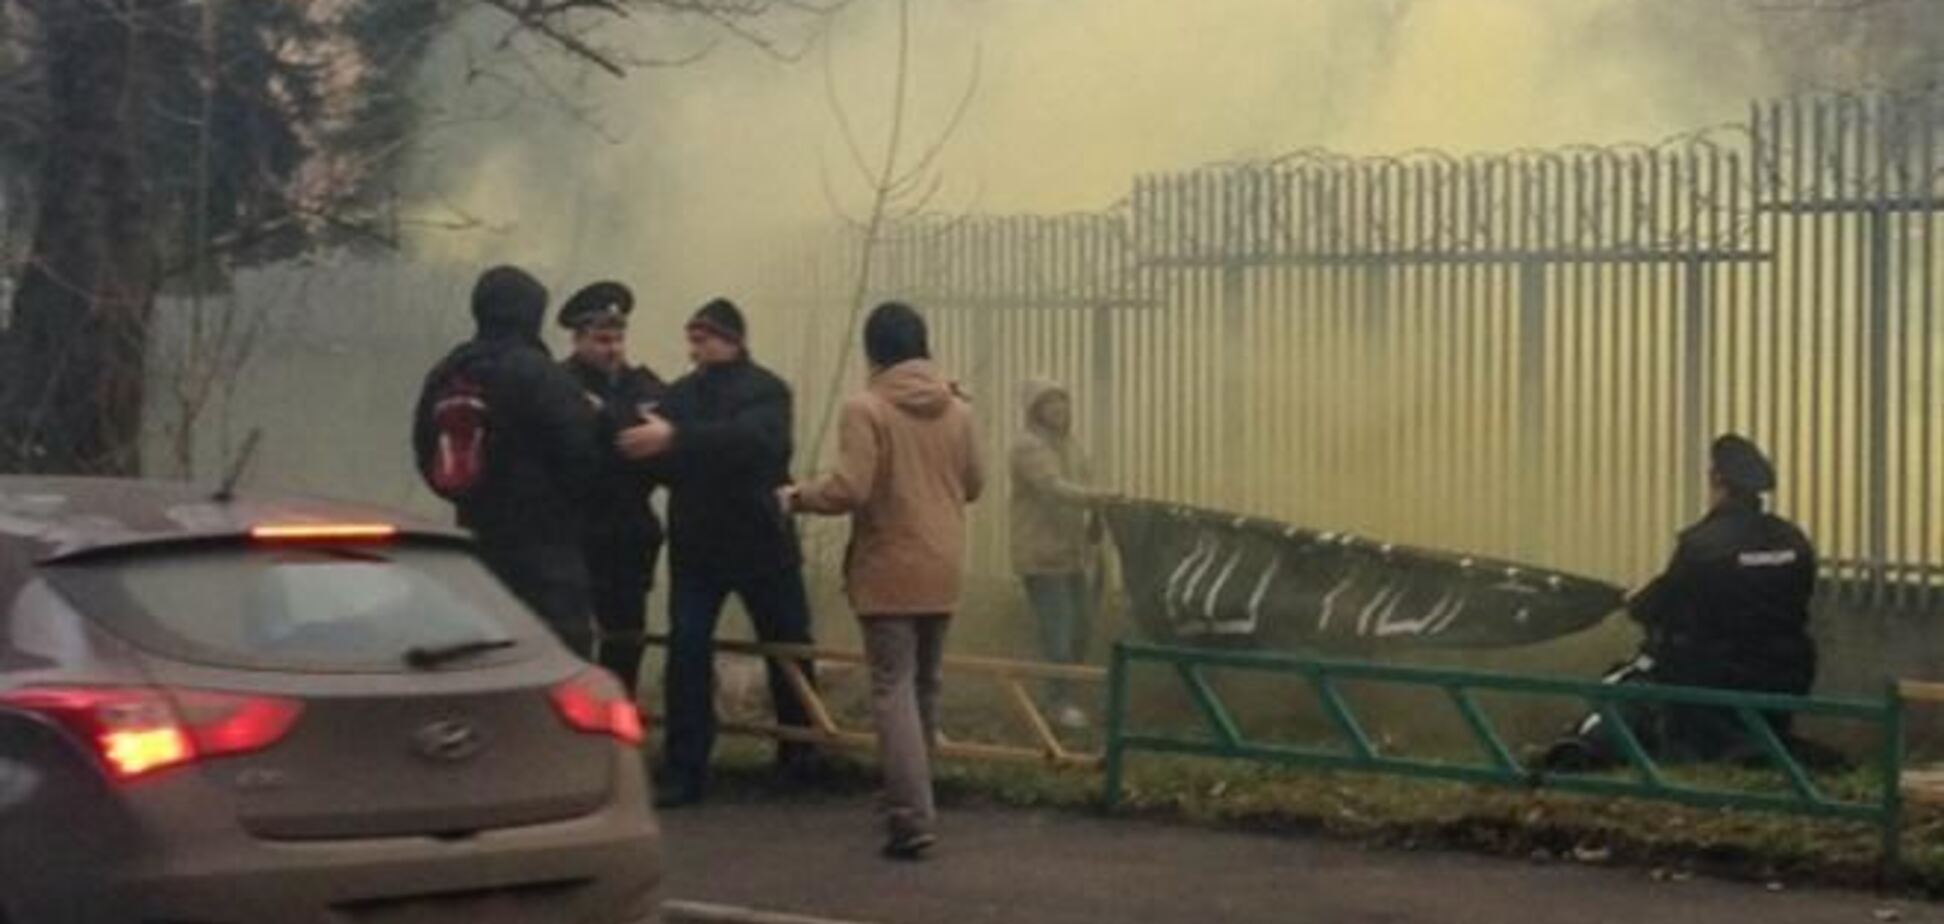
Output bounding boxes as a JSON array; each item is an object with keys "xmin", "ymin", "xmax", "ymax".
[
  {"xmin": 414, "ymin": 266, "xmax": 601, "ymax": 654},
  {"xmin": 618, "ymin": 298, "xmax": 816, "ymax": 807}
]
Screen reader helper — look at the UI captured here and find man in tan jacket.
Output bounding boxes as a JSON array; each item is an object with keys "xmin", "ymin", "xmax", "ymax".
[{"xmin": 784, "ymin": 301, "xmax": 983, "ymax": 860}]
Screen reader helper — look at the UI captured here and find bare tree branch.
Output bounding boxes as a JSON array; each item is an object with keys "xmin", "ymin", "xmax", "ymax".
[
  {"xmin": 696, "ymin": 4, "xmax": 818, "ymax": 61},
  {"xmin": 480, "ymin": 0, "xmax": 628, "ymax": 77},
  {"xmin": 888, "ymin": 41, "xmax": 980, "ymax": 194},
  {"xmin": 803, "ymin": 0, "xmax": 978, "ymax": 470},
  {"xmin": 816, "ymin": 153, "xmax": 869, "ymax": 231},
  {"xmin": 821, "ymin": 28, "xmax": 875, "ymax": 188}
]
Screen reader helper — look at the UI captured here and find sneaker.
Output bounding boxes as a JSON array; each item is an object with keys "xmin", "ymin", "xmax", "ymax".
[
  {"xmin": 882, "ymin": 830, "xmax": 937, "ymax": 861},
  {"xmin": 1056, "ymin": 705, "xmax": 1091, "ymax": 730}
]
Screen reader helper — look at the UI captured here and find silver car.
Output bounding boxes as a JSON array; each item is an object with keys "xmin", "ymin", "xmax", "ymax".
[{"xmin": 0, "ymin": 477, "xmax": 660, "ymax": 923}]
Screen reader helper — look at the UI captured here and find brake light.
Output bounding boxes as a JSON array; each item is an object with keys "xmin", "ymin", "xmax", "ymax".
[
  {"xmin": 103, "ymin": 726, "xmax": 194, "ymax": 778},
  {"xmin": 173, "ymin": 690, "xmax": 304, "ymax": 756},
  {"xmin": 250, "ymin": 523, "xmax": 398, "ymax": 543},
  {"xmin": 549, "ymin": 671, "xmax": 646, "ymax": 746},
  {"xmin": 0, "ymin": 687, "xmax": 302, "ymax": 781}
]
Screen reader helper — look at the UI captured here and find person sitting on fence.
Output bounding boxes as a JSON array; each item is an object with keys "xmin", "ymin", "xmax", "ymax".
[
  {"xmin": 1543, "ymin": 434, "xmax": 1821, "ymax": 771},
  {"xmin": 782, "ymin": 301, "xmax": 984, "ymax": 861}
]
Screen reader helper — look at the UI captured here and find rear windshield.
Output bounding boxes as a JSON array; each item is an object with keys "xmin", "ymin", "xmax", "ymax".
[{"xmin": 46, "ymin": 543, "xmax": 546, "ymax": 673}]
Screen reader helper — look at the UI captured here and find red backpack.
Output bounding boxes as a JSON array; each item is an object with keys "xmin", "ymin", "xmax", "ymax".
[{"xmin": 425, "ymin": 370, "xmax": 491, "ymax": 501}]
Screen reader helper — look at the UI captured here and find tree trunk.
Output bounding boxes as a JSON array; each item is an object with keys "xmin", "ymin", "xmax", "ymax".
[{"xmin": 1, "ymin": 3, "xmax": 160, "ymax": 475}]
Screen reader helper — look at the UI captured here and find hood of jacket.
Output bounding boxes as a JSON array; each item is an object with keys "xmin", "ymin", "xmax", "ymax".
[
  {"xmin": 871, "ymin": 360, "xmax": 956, "ymax": 420},
  {"xmin": 472, "ymin": 271, "xmax": 548, "ymax": 344},
  {"xmin": 476, "ymin": 301, "xmax": 544, "ymax": 344},
  {"xmin": 1018, "ymin": 376, "xmax": 1070, "ymax": 438}
]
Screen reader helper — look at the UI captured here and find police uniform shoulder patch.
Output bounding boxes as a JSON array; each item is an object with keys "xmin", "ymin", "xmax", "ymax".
[{"xmin": 1737, "ymin": 549, "xmax": 1800, "ymax": 567}]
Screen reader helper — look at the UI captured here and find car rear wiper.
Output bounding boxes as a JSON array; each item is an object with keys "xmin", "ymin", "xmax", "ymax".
[{"xmin": 404, "ymin": 638, "xmax": 517, "ymax": 669}]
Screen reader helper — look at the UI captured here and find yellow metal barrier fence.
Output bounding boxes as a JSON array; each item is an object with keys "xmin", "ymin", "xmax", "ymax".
[{"xmin": 641, "ymin": 635, "xmax": 1105, "ymax": 770}]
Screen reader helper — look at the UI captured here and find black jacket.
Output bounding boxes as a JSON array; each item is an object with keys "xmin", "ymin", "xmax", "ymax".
[
  {"xmin": 566, "ymin": 357, "xmax": 667, "ymax": 558},
  {"xmin": 653, "ymin": 357, "xmax": 801, "ymax": 581},
  {"xmin": 414, "ymin": 314, "xmax": 600, "ymax": 552},
  {"xmin": 1631, "ymin": 499, "xmax": 1818, "ymax": 693}
]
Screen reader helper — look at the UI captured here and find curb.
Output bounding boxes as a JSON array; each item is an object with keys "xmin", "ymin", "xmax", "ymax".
[{"xmin": 663, "ymin": 899, "xmax": 881, "ymax": 924}]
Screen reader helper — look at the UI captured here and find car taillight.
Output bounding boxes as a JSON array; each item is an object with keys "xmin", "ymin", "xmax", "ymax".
[
  {"xmin": 249, "ymin": 523, "xmax": 398, "ymax": 544},
  {"xmin": 0, "ymin": 687, "xmax": 302, "ymax": 781},
  {"xmin": 171, "ymin": 690, "xmax": 304, "ymax": 756},
  {"xmin": 548, "ymin": 671, "xmax": 646, "ymax": 746}
]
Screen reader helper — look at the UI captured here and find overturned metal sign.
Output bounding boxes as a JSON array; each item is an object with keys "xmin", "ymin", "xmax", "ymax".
[{"xmin": 1100, "ymin": 500, "xmax": 1624, "ymax": 651}]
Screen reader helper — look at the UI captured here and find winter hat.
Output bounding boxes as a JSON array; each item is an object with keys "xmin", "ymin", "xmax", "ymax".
[
  {"xmin": 471, "ymin": 265, "xmax": 549, "ymax": 337},
  {"xmin": 1711, "ymin": 434, "xmax": 1777, "ymax": 495},
  {"xmin": 864, "ymin": 301, "xmax": 930, "ymax": 368},
  {"xmin": 686, "ymin": 297, "xmax": 747, "ymax": 345}
]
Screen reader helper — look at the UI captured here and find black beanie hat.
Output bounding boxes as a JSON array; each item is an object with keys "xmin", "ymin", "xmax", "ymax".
[
  {"xmin": 1712, "ymin": 433, "xmax": 1777, "ymax": 495},
  {"xmin": 686, "ymin": 297, "xmax": 747, "ymax": 345},
  {"xmin": 864, "ymin": 301, "xmax": 930, "ymax": 368},
  {"xmin": 471, "ymin": 265, "xmax": 549, "ymax": 336}
]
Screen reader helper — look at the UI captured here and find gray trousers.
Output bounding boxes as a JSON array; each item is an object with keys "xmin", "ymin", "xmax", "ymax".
[{"xmin": 862, "ymin": 616, "xmax": 949, "ymax": 837}]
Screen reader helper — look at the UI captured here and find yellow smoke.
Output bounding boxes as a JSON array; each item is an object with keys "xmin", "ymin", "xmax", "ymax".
[{"xmin": 420, "ymin": 0, "xmax": 1783, "ymax": 282}]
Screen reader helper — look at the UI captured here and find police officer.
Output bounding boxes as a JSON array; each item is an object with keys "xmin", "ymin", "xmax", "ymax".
[
  {"xmin": 558, "ymin": 281, "xmax": 667, "ymax": 695},
  {"xmin": 1544, "ymin": 434, "xmax": 1818, "ymax": 769}
]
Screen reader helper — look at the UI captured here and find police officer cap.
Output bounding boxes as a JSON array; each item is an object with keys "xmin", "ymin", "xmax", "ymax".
[
  {"xmin": 1712, "ymin": 433, "xmax": 1777, "ymax": 494},
  {"xmin": 558, "ymin": 281, "xmax": 635, "ymax": 331}
]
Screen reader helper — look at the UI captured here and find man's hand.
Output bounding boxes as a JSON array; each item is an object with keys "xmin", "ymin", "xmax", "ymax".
[
  {"xmin": 776, "ymin": 484, "xmax": 801, "ymax": 514},
  {"xmin": 617, "ymin": 415, "xmax": 676, "ymax": 460}
]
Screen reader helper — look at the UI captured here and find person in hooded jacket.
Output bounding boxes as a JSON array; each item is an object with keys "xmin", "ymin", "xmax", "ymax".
[
  {"xmin": 1011, "ymin": 377, "xmax": 1104, "ymax": 729},
  {"xmin": 784, "ymin": 301, "xmax": 983, "ymax": 860},
  {"xmin": 413, "ymin": 265, "xmax": 602, "ymax": 653},
  {"xmin": 557, "ymin": 281, "xmax": 667, "ymax": 695},
  {"xmin": 616, "ymin": 297, "xmax": 817, "ymax": 807},
  {"xmin": 1543, "ymin": 434, "xmax": 1819, "ymax": 770}
]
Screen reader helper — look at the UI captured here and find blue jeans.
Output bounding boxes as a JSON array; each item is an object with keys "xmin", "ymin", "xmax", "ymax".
[
  {"xmin": 1023, "ymin": 573, "xmax": 1094, "ymax": 708},
  {"xmin": 661, "ymin": 567, "xmax": 816, "ymax": 789}
]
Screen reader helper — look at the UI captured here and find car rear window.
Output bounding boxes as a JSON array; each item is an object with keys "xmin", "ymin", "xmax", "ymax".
[{"xmin": 46, "ymin": 543, "xmax": 546, "ymax": 673}]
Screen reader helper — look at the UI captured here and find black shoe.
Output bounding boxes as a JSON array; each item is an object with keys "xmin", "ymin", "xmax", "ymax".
[
  {"xmin": 654, "ymin": 777, "xmax": 706, "ymax": 810},
  {"xmin": 882, "ymin": 830, "xmax": 937, "ymax": 861},
  {"xmin": 1539, "ymin": 739, "xmax": 1598, "ymax": 773},
  {"xmin": 775, "ymin": 748, "xmax": 835, "ymax": 786}
]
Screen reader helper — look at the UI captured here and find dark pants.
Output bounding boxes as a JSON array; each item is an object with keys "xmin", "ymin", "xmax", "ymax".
[
  {"xmin": 661, "ymin": 566, "xmax": 817, "ymax": 788},
  {"xmin": 479, "ymin": 542, "xmax": 593, "ymax": 657},
  {"xmin": 1552, "ymin": 647, "xmax": 1814, "ymax": 769},
  {"xmin": 588, "ymin": 539, "xmax": 654, "ymax": 695},
  {"xmin": 863, "ymin": 616, "xmax": 949, "ymax": 837},
  {"xmin": 1024, "ymin": 573, "xmax": 1094, "ymax": 708}
]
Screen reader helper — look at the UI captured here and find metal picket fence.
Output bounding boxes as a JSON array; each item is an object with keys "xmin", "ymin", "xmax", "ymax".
[
  {"xmin": 749, "ymin": 91, "xmax": 1944, "ymax": 608},
  {"xmin": 1102, "ymin": 641, "xmax": 1909, "ymax": 874}
]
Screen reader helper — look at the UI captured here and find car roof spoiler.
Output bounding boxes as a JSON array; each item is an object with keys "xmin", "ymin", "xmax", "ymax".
[{"xmin": 36, "ymin": 528, "xmax": 477, "ymax": 567}]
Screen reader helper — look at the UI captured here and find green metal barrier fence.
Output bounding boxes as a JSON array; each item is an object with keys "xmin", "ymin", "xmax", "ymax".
[{"xmin": 1103, "ymin": 642, "xmax": 1907, "ymax": 873}]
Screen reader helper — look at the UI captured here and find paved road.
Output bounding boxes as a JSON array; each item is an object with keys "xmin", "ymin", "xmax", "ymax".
[{"xmin": 661, "ymin": 799, "xmax": 1938, "ymax": 924}]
